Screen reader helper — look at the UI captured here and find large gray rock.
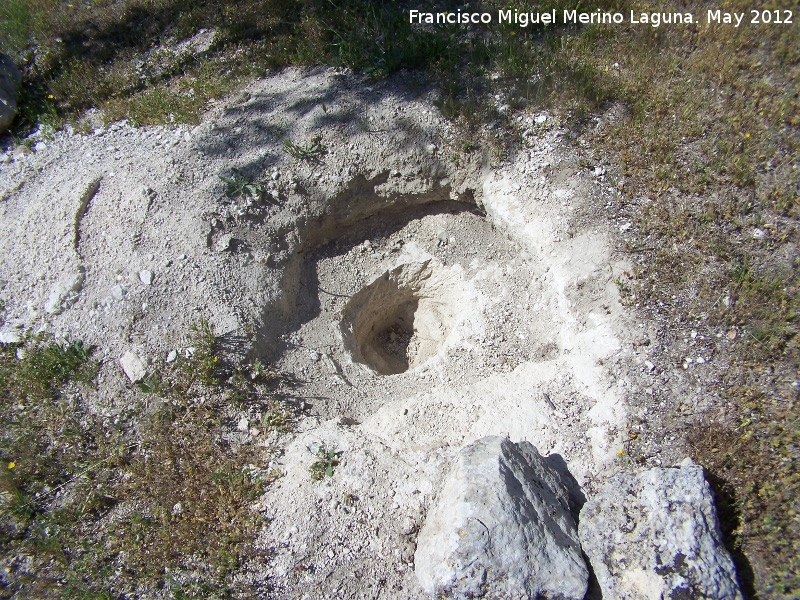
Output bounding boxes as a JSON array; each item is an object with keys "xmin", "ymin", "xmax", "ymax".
[
  {"xmin": 415, "ymin": 436, "xmax": 588, "ymax": 599},
  {"xmin": 579, "ymin": 460, "xmax": 743, "ymax": 600},
  {"xmin": 0, "ymin": 54, "xmax": 21, "ymax": 134}
]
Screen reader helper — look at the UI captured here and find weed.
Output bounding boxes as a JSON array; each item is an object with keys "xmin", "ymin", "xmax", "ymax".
[
  {"xmin": 309, "ymin": 445, "xmax": 340, "ymax": 481},
  {"xmin": 248, "ymin": 358, "xmax": 271, "ymax": 382},
  {"xmin": 184, "ymin": 318, "xmax": 219, "ymax": 386},
  {"xmin": 219, "ymin": 168, "xmax": 264, "ymax": 200},
  {"xmin": 282, "ymin": 137, "xmax": 324, "ymax": 161},
  {"xmin": 135, "ymin": 370, "xmax": 162, "ymax": 394},
  {"xmin": 261, "ymin": 399, "xmax": 293, "ymax": 432},
  {"xmin": 0, "ymin": 336, "xmax": 98, "ymax": 401}
]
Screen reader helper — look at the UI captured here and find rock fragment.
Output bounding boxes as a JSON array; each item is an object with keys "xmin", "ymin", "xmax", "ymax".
[
  {"xmin": 0, "ymin": 328, "xmax": 21, "ymax": 344},
  {"xmin": 44, "ymin": 270, "xmax": 85, "ymax": 314},
  {"xmin": 139, "ymin": 270, "xmax": 153, "ymax": 285},
  {"xmin": 0, "ymin": 54, "xmax": 20, "ymax": 134},
  {"xmin": 415, "ymin": 436, "xmax": 588, "ymax": 599},
  {"xmin": 110, "ymin": 284, "xmax": 126, "ymax": 301},
  {"xmin": 214, "ymin": 234, "xmax": 232, "ymax": 252},
  {"xmin": 579, "ymin": 460, "xmax": 743, "ymax": 600},
  {"xmin": 119, "ymin": 350, "xmax": 147, "ymax": 383}
]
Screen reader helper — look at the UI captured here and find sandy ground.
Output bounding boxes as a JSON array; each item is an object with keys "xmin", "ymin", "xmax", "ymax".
[{"xmin": 0, "ymin": 68, "xmax": 665, "ymax": 598}]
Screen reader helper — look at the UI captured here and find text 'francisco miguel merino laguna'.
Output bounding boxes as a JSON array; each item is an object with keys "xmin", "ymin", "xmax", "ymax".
[{"xmin": 408, "ymin": 9, "xmax": 788, "ymax": 28}]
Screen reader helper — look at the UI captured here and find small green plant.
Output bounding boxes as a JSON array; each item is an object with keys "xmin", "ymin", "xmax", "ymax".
[
  {"xmin": 135, "ymin": 370, "xmax": 162, "ymax": 394},
  {"xmin": 248, "ymin": 358, "xmax": 271, "ymax": 382},
  {"xmin": 1, "ymin": 336, "xmax": 98, "ymax": 401},
  {"xmin": 309, "ymin": 445, "xmax": 340, "ymax": 481},
  {"xmin": 283, "ymin": 137, "xmax": 323, "ymax": 160},
  {"xmin": 184, "ymin": 319, "xmax": 219, "ymax": 386},
  {"xmin": 613, "ymin": 275, "xmax": 636, "ymax": 306},
  {"xmin": 261, "ymin": 400, "xmax": 293, "ymax": 432},
  {"xmin": 218, "ymin": 168, "xmax": 264, "ymax": 199}
]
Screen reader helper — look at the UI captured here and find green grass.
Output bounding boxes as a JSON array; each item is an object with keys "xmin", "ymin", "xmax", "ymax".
[
  {"xmin": 1, "ymin": 0, "xmax": 623, "ymax": 132},
  {"xmin": 576, "ymin": 2, "xmax": 798, "ymax": 594},
  {"xmin": 1, "ymin": 326, "xmax": 290, "ymax": 598}
]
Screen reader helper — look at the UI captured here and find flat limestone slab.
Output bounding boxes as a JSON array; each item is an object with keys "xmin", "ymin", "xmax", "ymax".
[{"xmin": 579, "ymin": 461, "xmax": 743, "ymax": 600}]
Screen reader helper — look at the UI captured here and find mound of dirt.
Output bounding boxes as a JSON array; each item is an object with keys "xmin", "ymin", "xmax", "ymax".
[{"xmin": 0, "ymin": 68, "xmax": 668, "ymax": 597}]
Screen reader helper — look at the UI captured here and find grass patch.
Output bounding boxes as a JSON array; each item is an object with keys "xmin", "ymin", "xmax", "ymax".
[
  {"xmin": 2, "ymin": 0, "xmax": 623, "ymax": 132},
  {"xmin": 1, "ymin": 325, "xmax": 292, "ymax": 598},
  {"xmin": 573, "ymin": 1, "xmax": 798, "ymax": 594}
]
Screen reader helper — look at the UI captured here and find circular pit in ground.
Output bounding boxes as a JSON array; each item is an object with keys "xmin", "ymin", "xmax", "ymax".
[{"xmin": 340, "ymin": 261, "xmax": 460, "ymax": 375}]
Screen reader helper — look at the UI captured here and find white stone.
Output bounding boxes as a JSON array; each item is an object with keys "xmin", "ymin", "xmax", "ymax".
[
  {"xmin": 214, "ymin": 235, "xmax": 232, "ymax": 252},
  {"xmin": 579, "ymin": 463, "xmax": 743, "ymax": 600},
  {"xmin": 0, "ymin": 328, "xmax": 21, "ymax": 344},
  {"xmin": 166, "ymin": 350, "xmax": 178, "ymax": 363},
  {"xmin": 139, "ymin": 270, "xmax": 153, "ymax": 285},
  {"xmin": 237, "ymin": 416, "xmax": 250, "ymax": 432},
  {"xmin": 44, "ymin": 271, "xmax": 85, "ymax": 314},
  {"xmin": 415, "ymin": 436, "xmax": 588, "ymax": 599},
  {"xmin": 119, "ymin": 350, "xmax": 147, "ymax": 383},
  {"xmin": 110, "ymin": 284, "xmax": 125, "ymax": 301}
]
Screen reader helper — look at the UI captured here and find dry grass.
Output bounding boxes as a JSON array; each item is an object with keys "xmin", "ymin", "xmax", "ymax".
[
  {"xmin": 556, "ymin": 2, "xmax": 798, "ymax": 595},
  {"xmin": 1, "ymin": 326, "xmax": 288, "ymax": 598}
]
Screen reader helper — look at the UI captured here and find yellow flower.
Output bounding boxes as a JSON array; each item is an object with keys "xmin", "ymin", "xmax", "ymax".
[
  {"xmin": 7, "ymin": 462, "xmax": 15, "ymax": 469},
  {"xmin": 616, "ymin": 449, "xmax": 624, "ymax": 456},
  {"xmin": 47, "ymin": 94, "xmax": 54, "ymax": 99},
  {"xmin": 604, "ymin": 66, "xmax": 609, "ymax": 72},
  {"xmin": 745, "ymin": 132, "xmax": 751, "ymax": 138}
]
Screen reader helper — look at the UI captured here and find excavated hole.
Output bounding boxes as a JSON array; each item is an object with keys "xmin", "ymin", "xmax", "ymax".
[
  {"xmin": 266, "ymin": 197, "xmax": 551, "ymax": 419},
  {"xmin": 341, "ymin": 261, "xmax": 457, "ymax": 375}
]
